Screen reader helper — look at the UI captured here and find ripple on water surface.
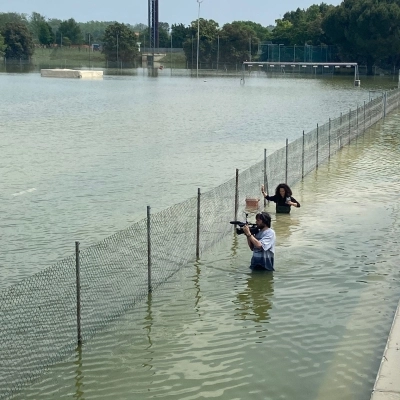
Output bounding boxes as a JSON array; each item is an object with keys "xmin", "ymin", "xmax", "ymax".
[{"xmin": 5, "ymin": 85, "xmax": 400, "ymax": 400}]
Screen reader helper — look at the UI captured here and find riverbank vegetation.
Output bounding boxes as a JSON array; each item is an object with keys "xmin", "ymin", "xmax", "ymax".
[{"xmin": 1, "ymin": 0, "xmax": 400, "ymax": 74}]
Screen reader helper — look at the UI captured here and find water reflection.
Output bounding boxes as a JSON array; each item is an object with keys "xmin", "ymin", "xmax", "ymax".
[
  {"xmin": 273, "ymin": 213, "xmax": 301, "ymax": 242},
  {"xmin": 236, "ymin": 272, "xmax": 274, "ymax": 323},
  {"xmin": 73, "ymin": 345, "xmax": 85, "ymax": 400},
  {"xmin": 144, "ymin": 292, "xmax": 153, "ymax": 352},
  {"xmin": 0, "ymin": 64, "xmax": 35, "ymax": 73}
]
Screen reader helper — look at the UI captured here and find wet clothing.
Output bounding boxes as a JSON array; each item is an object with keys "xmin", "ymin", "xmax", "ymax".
[
  {"xmin": 249, "ymin": 228, "xmax": 276, "ymax": 271},
  {"xmin": 265, "ymin": 194, "xmax": 300, "ymax": 214}
]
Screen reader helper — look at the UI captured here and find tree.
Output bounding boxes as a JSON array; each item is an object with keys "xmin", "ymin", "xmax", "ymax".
[
  {"xmin": 183, "ymin": 19, "xmax": 219, "ymax": 65},
  {"xmin": 274, "ymin": 3, "xmax": 334, "ymax": 46},
  {"xmin": 271, "ymin": 19, "xmax": 294, "ymax": 45},
  {"xmin": 231, "ymin": 21, "xmax": 271, "ymax": 42},
  {"xmin": 158, "ymin": 22, "xmax": 170, "ymax": 47},
  {"xmin": 171, "ymin": 23, "xmax": 190, "ymax": 48},
  {"xmin": 29, "ymin": 11, "xmax": 46, "ymax": 42},
  {"xmin": 78, "ymin": 20, "xmax": 120, "ymax": 44},
  {"xmin": 322, "ymin": 0, "xmax": 400, "ymax": 74},
  {"xmin": 219, "ymin": 22, "xmax": 259, "ymax": 64},
  {"xmin": 47, "ymin": 18, "xmax": 62, "ymax": 41},
  {"xmin": 0, "ymin": 12, "xmax": 28, "ymax": 30},
  {"xmin": 0, "ymin": 33, "xmax": 5, "ymax": 57},
  {"xmin": 58, "ymin": 18, "xmax": 83, "ymax": 45},
  {"xmin": 1, "ymin": 21, "xmax": 34, "ymax": 59},
  {"xmin": 38, "ymin": 21, "xmax": 55, "ymax": 46},
  {"xmin": 102, "ymin": 22, "xmax": 139, "ymax": 62}
]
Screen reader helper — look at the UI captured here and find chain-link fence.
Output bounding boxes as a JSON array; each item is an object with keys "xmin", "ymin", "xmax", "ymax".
[
  {"xmin": 1, "ymin": 88, "xmax": 399, "ymax": 399},
  {"xmin": 259, "ymin": 44, "xmax": 339, "ymax": 64}
]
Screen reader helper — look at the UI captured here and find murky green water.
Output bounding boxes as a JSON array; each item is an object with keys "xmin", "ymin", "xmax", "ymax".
[
  {"xmin": 1, "ymin": 72, "xmax": 400, "ymax": 399},
  {"xmin": 0, "ymin": 71, "xmax": 397, "ymax": 286}
]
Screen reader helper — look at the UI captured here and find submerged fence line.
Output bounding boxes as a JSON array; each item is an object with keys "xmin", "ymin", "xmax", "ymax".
[{"xmin": 1, "ymin": 88, "xmax": 399, "ymax": 399}]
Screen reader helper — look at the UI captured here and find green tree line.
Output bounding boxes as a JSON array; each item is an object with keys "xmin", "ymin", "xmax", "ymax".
[{"xmin": 1, "ymin": 1, "xmax": 400, "ymax": 73}]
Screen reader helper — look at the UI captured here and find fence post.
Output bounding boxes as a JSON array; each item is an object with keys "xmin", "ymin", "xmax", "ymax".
[
  {"xmin": 264, "ymin": 149, "xmax": 269, "ymax": 207},
  {"xmin": 147, "ymin": 206, "xmax": 152, "ymax": 293},
  {"xmin": 75, "ymin": 241, "xmax": 82, "ymax": 346},
  {"xmin": 316, "ymin": 124, "xmax": 319, "ymax": 169},
  {"xmin": 356, "ymin": 105, "xmax": 359, "ymax": 140},
  {"xmin": 196, "ymin": 188, "xmax": 201, "ymax": 259},
  {"xmin": 384, "ymin": 91, "xmax": 387, "ymax": 117},
  {"xmin": 370, "ymin": 98, "xmax": 372, "ymax": 126},
  {"xmin": 382, "ymin": 92, "xmax": 385, "ymax": 118},
  {"xmin": 285, "ymin": 138, "xmax": 288, "ymax": 184},
  {"xmin": 348, "ymin": 108, "xmax": 351, "ymax": 145},
  {"xmin": 328, "ymin": 118, "xmax": 331, "ymax": 159},
  {"xmin": 234, "ymin": 169, "xmax": 239, "ymax": 225},
  {"xmin": 364, "ymin": 101, "xmax": 366, "ymax": 134},
  {"xmin": 339, "ymin": 112, "xmax": 342, "ymax": 148},
  {"xmin": 301, "ymin": 130, "xmax": 305, "ymax": 179}
]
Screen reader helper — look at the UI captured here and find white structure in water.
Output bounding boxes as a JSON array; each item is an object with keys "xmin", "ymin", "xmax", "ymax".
[{"xmin": 41, "ymin": 69, "xmax": 103, "ymax": 79}]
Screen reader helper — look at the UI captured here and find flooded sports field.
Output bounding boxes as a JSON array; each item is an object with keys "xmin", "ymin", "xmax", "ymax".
[
  {"xmin": 1, "ymin": 72, "xmax": 400, "ymax": 399},
  {"xmin": 11, "ymin": 112, "xmax": 400, "ymax": 400}
]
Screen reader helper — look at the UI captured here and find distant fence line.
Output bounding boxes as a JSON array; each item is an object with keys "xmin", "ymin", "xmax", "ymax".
[
  {"xmin": 141, "ymin": 47, "xmax": 184, "ymax": 54},
  {"xmin": 1, "ymin": 88, "xmax": 399, "ymax": 399},
  {"xmin": 0, "ymin": 55, "xmax": 393, "ymax": 77}
]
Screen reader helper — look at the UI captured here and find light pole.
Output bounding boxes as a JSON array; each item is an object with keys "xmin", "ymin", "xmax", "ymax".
[
  {"xmin": 170, "ymin": 28, "xmax": 172, "ymax": 72},
  {"xmin": 249, "ymin": 37, "xmax": 252, "ymax": 62},
  {"xmin": 88, "ymin": 33, "xmax": 91, "ymax": 68},
  {"xmin": 217, "ymin": 34, "xmax": 219, "ymax": 72},
  {"xmin": 116, "ymin": 32, "xmax": 119, "ymax": 65},
  {"xmin": 279, "ymin": 43, "xmax": 284, "ymax": 63},
  {"xmin": 191, "ymin": 34, "xmax": 194, "ymax": 69},
  {"xmin": 196, "ymin": 0, "xmax": 203, "ymax": 78}
]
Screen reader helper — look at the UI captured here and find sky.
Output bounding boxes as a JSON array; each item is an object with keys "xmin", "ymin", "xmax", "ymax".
[{"xmin": 1, "ymin": 0, "xmax": 342, "ymax": 27}]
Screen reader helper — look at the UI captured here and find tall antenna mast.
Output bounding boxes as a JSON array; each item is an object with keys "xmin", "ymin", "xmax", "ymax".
[{"xmin": 148, "ymin": 0, "xmax": 159, "ymax": 50}]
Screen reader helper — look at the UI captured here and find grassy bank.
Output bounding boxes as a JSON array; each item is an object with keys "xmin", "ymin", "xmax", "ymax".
[
  {"xmin": 31, "ymin": 47, "xmax": 106, "ymax": 69},
  {"xmin": 29, "ymin": 47, "xmax": 188, "ymax": 69}
]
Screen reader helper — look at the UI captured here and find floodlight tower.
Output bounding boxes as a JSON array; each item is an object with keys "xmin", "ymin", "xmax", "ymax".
[{"xmin": 148, "ymin": 0, "xmax": 159, "ymax": 50}]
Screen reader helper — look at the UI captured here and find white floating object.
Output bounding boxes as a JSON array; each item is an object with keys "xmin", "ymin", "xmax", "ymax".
[{"xmin": 41, "ymin": 69, "xmax": 103, "ymax": 79}]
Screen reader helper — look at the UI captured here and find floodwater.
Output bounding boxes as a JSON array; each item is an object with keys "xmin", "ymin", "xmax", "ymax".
[
  {"xmin": 1, "ymin": 71, "xmax": 400, "ymax": 399},
  {"xmin": 0, "ymin": 71, "xmax": 397, "ymax": 286}
]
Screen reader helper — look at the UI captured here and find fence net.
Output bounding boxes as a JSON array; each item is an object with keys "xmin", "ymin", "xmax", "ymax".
[{"xmin": 1, "ymin": 87, "xmax": 400, "ymax": 399}]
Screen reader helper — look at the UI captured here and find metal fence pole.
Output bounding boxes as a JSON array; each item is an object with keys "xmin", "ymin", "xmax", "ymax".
[
  {"xmin": 382, "ymin": 92, "xmax": 385, "ymax": 118},
  {"xmin": 356, "ymin": 106, "xmax": 359, "ymax": 141},
  {"xmin": 348, "ymin": 108, "xmax": 351, "ymax": 145},
  {"xmin": 75, "ymin": 241, "xmax": 82, "ymax": 346},
  {"xmin": 370, "ymin": 98, "xmax": 372, "ymax": 126},
  {"xmin": 339, "ymin": 112, "xmax": 342, "ymax": 148},
  {"xmin": 264, "ymin": 149, "xmax": 268, "ymax": 207},
  {"xmin": 147, "ymin": 206, "xmax": 152, "ymax": 293},
  {"xmin": 316, "ymin": 123, "xmax": 319, "ymax": 169},
  {"xmin": 301, "ymin": 130, "xmax": 305, "ymax": 179},
  {"xmin": 383, "ymin": 92, "xmax": 387, "ymax": 118},
  {"xmin": 364, "ymin": 101, "xmax": 366, "ymax": 134},
  {"xmin": 234, "ymin": 169, "xmax": 239, "ymax": 224},
  {"xmin": 328, "ymin": 118, "xmax": 331, "ymax": 159},
  {"xmin": 196, "ymin": 188, "xmax": 201, "ymax": 259},
  {"xmin": 285, "ymin": 138, "xmax": 288, "ymax": 184}
]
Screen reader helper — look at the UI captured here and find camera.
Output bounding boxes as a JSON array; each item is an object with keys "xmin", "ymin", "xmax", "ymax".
[{"xmin": 230, "ymin": 220, "xmax": 260, "ymax": 236}]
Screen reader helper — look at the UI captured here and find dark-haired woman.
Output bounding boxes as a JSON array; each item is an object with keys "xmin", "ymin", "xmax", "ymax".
[{"xmin": 261, "ymin": 183, "xmax": 300, "ymax": 214}]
